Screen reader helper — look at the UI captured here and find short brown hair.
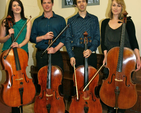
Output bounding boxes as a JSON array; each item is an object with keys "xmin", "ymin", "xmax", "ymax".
[
  {"xmin": 73, "ymin": 0, "xmax": 88, "ymax": 5},
  {"xmin": 41, "ymin": 0, "xmax": 54, "ymax": 4}
]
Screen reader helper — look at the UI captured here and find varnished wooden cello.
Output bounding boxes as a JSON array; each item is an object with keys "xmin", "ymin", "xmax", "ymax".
[
  {"xmin": 69, "ymin": 32, "xmax": 102, "ymax": 113},
  {"xmin": 0, "ymin": 16, "xmax": 36, "ymax": 112},
  {"xmin": 100, "ymin": 12, "xmax": 137, "ymax": 112},
  {"xmin": 34, "ymin": 41, "xmax": 65, "ymax": 113},
  {"xmin": 34, "ymin": 25, "xmax": 69, "ymax": 113}
]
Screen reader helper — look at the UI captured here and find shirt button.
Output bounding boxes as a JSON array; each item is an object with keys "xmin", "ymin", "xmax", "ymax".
[
  {"xmin": 80, "ymin": 42, "xmax": 83, "ymax": 44},
  {"xmin": 71, "ymin": 41, "xmax": 73, "ymax": 43},
  {"xmin": 80, "ymin": 38, "xmax": 83, "ymax": 40},
  {"xmin": 89, "ymin": 40, "xmax": 92, "ymax": 43}
]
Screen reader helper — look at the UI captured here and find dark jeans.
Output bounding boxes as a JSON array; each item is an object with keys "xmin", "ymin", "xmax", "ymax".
[{"xmin": 73, "ymin": 47, "xmax": 97, "ymax": 68}]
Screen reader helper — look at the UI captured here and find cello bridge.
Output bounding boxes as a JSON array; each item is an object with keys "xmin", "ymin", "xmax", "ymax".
[
  {"xmin": 15, "ymin": 78, "xmax": 23, "ymax": 81},
  {"xmin": 82, "ymin": 96, "xmax": 90, "ymax": 100},
  {"xmin": 115, "ymin": 79, "xmax": 123, "ymax": 82},
  {"xmin": 46, "ymin": 94, "xmax": 53, "ymax": 97}
]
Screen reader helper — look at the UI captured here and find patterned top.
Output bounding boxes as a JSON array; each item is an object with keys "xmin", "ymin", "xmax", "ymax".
[{"xmin": 65, "ymin": 12, "xmax": 100, "ymax": 58}]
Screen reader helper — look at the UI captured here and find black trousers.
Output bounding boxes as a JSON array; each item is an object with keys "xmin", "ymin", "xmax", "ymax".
[
  {"xmin": 73, "ymin": 47, "xmax": 97, "ymax": 68},
  {"xmin": 36, "ymin": 49, "xmax": 63, "ymax": 72},
  {"xmin": 36, "ymin": 49, "xmax": 64, "ymax": 93},
  {"xmin": 12, "ymin": 107, "xmax": 20, "ymax": 113}
]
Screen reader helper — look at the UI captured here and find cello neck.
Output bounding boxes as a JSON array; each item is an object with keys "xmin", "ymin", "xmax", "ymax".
[
  {"xmin": 11, "ymin": 33, "xmax": 21, "ymax": 71},
  {"xmin": 116, "ymin": 12, "xmax": 127, "ymax": 72},
  {"xmin": 47, "ymin": 40, "xmax": 52, "ymax": 89},
  {"xmin": 116, "ymin": 23, "xmax": 126, "ymax": 72},
  {"xmin": 6, "ymin": 15, "xmax": 21, "ymax": 71},
  {"xmin": 83, "ymin": 32, "xmax": 89, "ymax": 90}
]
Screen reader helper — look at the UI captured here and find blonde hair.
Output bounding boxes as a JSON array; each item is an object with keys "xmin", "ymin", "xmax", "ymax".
[{"xmin": 108, "ymin": 0, "xmax": 126, "ymax": 19}]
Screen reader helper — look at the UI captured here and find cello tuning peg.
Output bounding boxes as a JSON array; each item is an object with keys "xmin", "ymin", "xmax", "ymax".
[{"xmin": 29, "ymin": 16, "xmax": 32, "ymax": 19}]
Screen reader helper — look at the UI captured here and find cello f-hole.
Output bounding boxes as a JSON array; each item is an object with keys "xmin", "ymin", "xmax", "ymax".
[
  {"xmin": 108, "ymin": 74, "xmax": 115, "ymax": 84},
  {"xmin": 23, "ymin": 73, "xmax": 29, "ymax": 83},
  {"xmin": 54, "ymin": 91, "xmax": 60, "ymax": 100},
  {"xmin": 124, "ymin": 75, "xmax": 130, "ymax": 87},
  {"xmin": 9, "ymin": 74, "xmax": 15, "ymax": 87},
  {"xmin": 39, "ymin": 90, "xmax": 45, "ymax": 99}
]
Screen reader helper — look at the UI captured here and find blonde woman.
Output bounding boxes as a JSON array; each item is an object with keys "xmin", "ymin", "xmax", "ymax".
[{"xmin": 101, "ymin": 0, "xmax": 141, "ymax": 113}]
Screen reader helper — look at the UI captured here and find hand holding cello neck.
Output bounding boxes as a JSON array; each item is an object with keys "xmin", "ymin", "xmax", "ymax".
[
  {"xmin": 4, "ymin": 15, "xmax": 32, "ymax": 59},
  {"xmin": 41, "ymin": 24, "xmax": 69, "ymax": 57}
]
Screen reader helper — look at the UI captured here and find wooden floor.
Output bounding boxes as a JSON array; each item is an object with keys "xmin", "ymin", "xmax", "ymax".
[
  {"xmin": 0, "ymin": 101, "xmax": 138, "ymax": 113},
  {"xmin": 0, "ymin": 98, "xmax": 137, "ymax": 113},
  {"xmin": 0, "ymin": 101, "xmax": 107, "ymax": 113}
]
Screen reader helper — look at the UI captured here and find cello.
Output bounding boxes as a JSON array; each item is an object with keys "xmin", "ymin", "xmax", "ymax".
[
  {"xmin": 99, "ymin": 12, "xmax": 137, "ymax": 112},
  {"xmin": 69, "ymin": 32, "xmax": 102, "ymax": 113},
  {"xmin": 0, "ymin": 16, "xmax": 36, "ymax": 111},
  {"xmin": 34, "ymin": 28, "xmax": 70, "ymax": 112},
  {"xmin": 34, "ymin": 25, "xmax": 69, "ymax": 113}
]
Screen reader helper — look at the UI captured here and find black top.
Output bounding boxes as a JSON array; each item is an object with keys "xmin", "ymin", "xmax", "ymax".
[
  {"xmin": 101, "ymin": 17, "xmax": 139, "ymax": 52},
  {"xmin": 105, "ymin": 24, "xmax": 131, "ymax": 51}
]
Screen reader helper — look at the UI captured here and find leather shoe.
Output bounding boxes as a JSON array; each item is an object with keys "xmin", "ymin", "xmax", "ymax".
[{"xmin": 107, "ymin": 109, "xmax": 115, "ymax": 113}]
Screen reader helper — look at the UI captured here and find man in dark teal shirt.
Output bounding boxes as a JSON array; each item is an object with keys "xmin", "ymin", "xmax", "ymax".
[{"xmin": 30, "ymin": 0, "xmax": 66, "ymax": 70}]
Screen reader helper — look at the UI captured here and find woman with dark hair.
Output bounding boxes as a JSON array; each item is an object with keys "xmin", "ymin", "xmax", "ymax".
[
  {"xmin": 0, "ymin": 0, "xmax": 31, "ymax": 113},
  {"xmin": 101, "ymin": 0, "xmax": 141, "ymax": 113}
]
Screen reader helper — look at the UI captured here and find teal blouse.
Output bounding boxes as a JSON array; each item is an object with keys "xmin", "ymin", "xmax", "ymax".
[{"xmin": 2, "ymin": 19, "xmax": 28, "ymax": 52}]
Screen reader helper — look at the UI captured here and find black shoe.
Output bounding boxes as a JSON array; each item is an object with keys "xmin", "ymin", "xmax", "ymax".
[
  {"xmin": 107, "ymin": 109, "xmax": 115, "ymax": 113},
  {"xmin": 12, "ymin": 107, "xmax": 20, "ymax": 113},
  {"xmin": 118, "ymin": 109, "xmax": 126, "ymax": 113},
  {"xmin": 65, "ymin": 110, "xmax": 69, "ymax": 113}
]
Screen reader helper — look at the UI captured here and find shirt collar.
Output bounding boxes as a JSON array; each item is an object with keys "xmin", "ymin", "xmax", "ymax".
[
  {"xmin": 76, "ymin": 12, "xmax": 91, "ymax": 18},
  {"xmin": 41, "ymin": 11, "xmax": 57, "ymax": 19}
]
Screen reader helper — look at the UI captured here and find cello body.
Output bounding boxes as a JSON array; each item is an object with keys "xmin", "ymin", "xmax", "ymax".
[
  {"xmin": 34, "ymin": 26, "xmax": 69, "ymax": 113},
  {"xmin": 100, "ymin": 47, "xmax": 137, "ymax": 109},
  {"xmin": 69, "ymin": 32, "xmax": 102, "ymax": 113},
  {"xmin": 100, "ymin": 13, "xmax": 137, "ymax": 110},
  {"xmin": 0, "ymin": 48, "xmax": 36, "ymax": 107},
  {"xmin": 69, "ymin": 66, "xmax": 102, "ymax": 113},
  {"xmin": 34, "ymin": 63, "xmax": 65, "ymax": 113}
]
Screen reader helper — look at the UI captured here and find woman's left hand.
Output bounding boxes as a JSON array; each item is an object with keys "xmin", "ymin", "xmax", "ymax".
[
  {"xmin": 11, "ymin": 42, "xmax": 20, "ymax": 48},
  {"xmin": 135, "ymin": 58, "xmax": 141, "ymax": 71}
]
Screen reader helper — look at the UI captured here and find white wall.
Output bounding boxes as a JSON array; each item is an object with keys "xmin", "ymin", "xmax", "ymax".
[
  {"xmin": 0, "ymin": 0, "xmax": 8, "ymax": 84},
  {"xmin": 0, "ymin": 0, "xmax": 141, "ymax": 84}
]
